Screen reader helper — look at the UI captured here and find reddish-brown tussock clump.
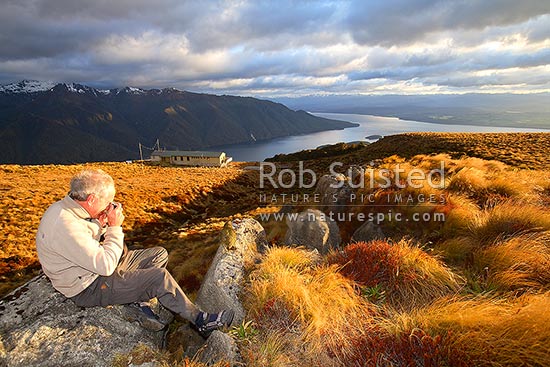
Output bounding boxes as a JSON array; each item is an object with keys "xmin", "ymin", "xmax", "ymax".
[
  {"xmin": 327, "ymin": 240, "xmax": 400, "ymax": 288},
  {"xmin": 328, "ymin": 240, "xmax": 462, "ymax": 310},
  {"xmin": 330, "ymin": 326, "xmax": 472, "ymax": 367}
]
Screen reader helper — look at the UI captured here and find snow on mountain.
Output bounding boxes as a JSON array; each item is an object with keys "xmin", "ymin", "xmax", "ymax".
[
  {"xmin": 64, "ymin": 83, "xmax": 87, "ymax": 94},
  {"xmin": 0, "ymin": 80, "xmax": 172, "ymax": 96},
  {"xmin": 115, "ymin": 86, "xmax": 146, "ymax": 95},
  {"xmin": 0, "ymin": 80, "xmax": 57, "ymax": 94}
]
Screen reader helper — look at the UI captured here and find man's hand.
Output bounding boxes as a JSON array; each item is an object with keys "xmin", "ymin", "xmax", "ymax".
[{"xmin": 107, "ymin": 202, "xmax": 125, "ymax": 227}]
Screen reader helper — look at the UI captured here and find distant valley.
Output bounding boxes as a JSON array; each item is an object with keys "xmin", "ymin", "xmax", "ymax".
[
  {"xmin": 0, "ymin": 81, "xmax": 356, "ymax": 164},
  {"xmin": 277, "ymin": 93, "xmax": 550, "ymax": 130}
]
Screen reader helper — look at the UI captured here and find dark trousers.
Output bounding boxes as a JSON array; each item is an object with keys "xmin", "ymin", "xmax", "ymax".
[{"xmin": 71, "ymin": 247, "xmax": 199, "ymax": 322}]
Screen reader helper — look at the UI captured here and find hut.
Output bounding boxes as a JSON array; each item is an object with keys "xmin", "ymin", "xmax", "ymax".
[{"xmin": 150, "ymin": 150, "xmax": 232, "ymax": 167}]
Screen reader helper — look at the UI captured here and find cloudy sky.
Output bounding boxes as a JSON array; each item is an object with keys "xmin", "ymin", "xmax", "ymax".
[{"xmin": 1, "ymin": 0, "xmax": 549, "ymax": 96}]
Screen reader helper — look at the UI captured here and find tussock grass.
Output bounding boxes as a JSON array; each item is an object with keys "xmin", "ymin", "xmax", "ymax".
[
  {"xmin": 327, "ymin": 240, "xmax": 463, "ymax": 310},
  {"xmin": 437, "ymin": 232, "xmax": 550, "ymax": 293},
  {"xmin": 242, "ymin": 331, "xmax": 302, "ymax": 367},
  {"xmin": 439, "ymin": 194, "xmax": 480, "ymax": 237},
  {"xmin": 443, "ymin": 156, "xmax": 550, "ymax": 207},
  {"xmin": 468, "ymin": 201, "xmax": 550, "ymax": 246},
  {"xmin": 414, "ymin": 293, "xmax": 550, "ymax": 367},
  {"xmin": 475, "ymin": 233, "xmax": 550, "ymax": 291},
  {"xmin": 348, "ymin": 153, "xmax": 549, "ymax": 243},
  {"xmin": 448, "ymin": 167, "xmax": 490, "ymax": 196},
  {"xmin": 244, "ymin": 150, "xmax": 550, "ymax": 366},
  {"xmin": 244, "ymin": 247, "xmax": 372, "ymax": 365},
  {"xmin": 257, "ymin": 245, "xmax": 320, "ymax": 272},
  {"xmin": 369, "ymin": 293, "xmax": 550, "ymax": 366},
  {"xmin": 435, "ymin": 236, "xmax": 478, "ymax": 264},
  {"xmin": 241, "ymin": 320, "xmax": 339, "ymax": 367},
  {"xmin": 246, "ymin": 247, "xmax": 369, "ymax": 336},
  {"xmin": 244, "ymin": 153, "xmax": 550, "ymax": 365}
]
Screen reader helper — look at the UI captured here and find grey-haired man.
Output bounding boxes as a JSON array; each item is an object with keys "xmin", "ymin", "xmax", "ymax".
[{"xmin": 36, "ymin": 169, "xmax": 233, "ymax": 336}]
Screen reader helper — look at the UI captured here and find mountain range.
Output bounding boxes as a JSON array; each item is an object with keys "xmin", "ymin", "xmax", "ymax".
[{"xmin": 0, "ymin": 81, "xmax": 356, "ymax": 164}]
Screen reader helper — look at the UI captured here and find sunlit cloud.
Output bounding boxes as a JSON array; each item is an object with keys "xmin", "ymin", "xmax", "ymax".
[{"xmin": 0, "ymin": 0, "xmax": 548, "ymax": 96}]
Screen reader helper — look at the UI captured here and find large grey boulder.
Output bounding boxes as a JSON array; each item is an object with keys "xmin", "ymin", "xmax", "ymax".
[
  {"xmin": 285, "ymin": 209, "xmax": 341, "ymax": 254},
  {"xmin": 314, "ymin": 173, "xmax": 355, "ymax": 215},
  {"xmin": 0, "ymin": 275, "xmax": 164, "ymax": 367},
  {"xmin": 351, "ymin": 221, "xmax": 385, "ymax": 243},
  {"xmin": 195, "ymin": 217, "xmax": 266, "ymax": 324},
  {"xmin": 197, "ymin": 331, "xmax": 238, "ymax": 366},
  {"xmin": 178, "ymin": 217, "xmax": 266, "ymax": 363}
]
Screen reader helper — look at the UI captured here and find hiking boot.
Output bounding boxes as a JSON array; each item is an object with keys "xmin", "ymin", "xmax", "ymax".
[
  {"xmin": 124, "ymin": 303, "xmax": 166, "ymax": 332},
  {"xmin": 194, "ymin": 309, "xmax": 235, "ymax": 338}
]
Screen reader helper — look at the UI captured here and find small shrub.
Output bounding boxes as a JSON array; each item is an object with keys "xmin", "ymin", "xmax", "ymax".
[
  {"xmin": 229, "ymin": 320, "xmax": 258, "ymax": 343},
  {"xmin": 328, "ymin": 240, "xmax": 462, "ymax": 310},
  {"xmin": 327, "ymin": 240, "xmax": 399, "ymax": 288},
  {"xmin": 361, "ymin": 284, "xmax": 386, "ymax": 304},
  {"xmin": 332, "ymin": 326, "xmax": 471, "ymax": 367}
]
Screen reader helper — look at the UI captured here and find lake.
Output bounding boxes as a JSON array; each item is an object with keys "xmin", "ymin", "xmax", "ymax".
[{"xmin": 212, "ymin": 113, "xmax": 549, "ymax": 162}]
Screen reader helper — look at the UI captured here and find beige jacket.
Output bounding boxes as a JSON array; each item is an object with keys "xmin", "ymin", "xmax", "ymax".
[{"xmin": 36, "ymin": 196, "xmax": 124, "ymax": 297}]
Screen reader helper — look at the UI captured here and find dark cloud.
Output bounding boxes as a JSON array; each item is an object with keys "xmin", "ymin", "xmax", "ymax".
[
  {"xmin": 347, "ymin": 0, "xmax": 550, "ymax": 47},
  {"xmin": 422, "ymin": 67, "xmax": 550, "ymax": 88},
  {"xmin": 0, "ymin": 0, "xmax": 548, "ymax": 95},
  {"xmin": 526, "ymin": 14, "xmax": 550, "ymax": 42},
  {"xmin": 164, "ymin": 1, "xmax": 342, "ymax": 52},
  {"xmin": 0, "ymin": 1, "xmax": 133, "ymax": 60},
  {"xmin": 349, "ymin": 48, "xmax": 550, "ymax": 84}
]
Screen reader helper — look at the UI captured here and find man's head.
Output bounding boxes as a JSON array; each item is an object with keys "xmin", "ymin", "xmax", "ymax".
[{"xmin": 69, "ymin": 169, "xmax": 116, "ymax": 218}]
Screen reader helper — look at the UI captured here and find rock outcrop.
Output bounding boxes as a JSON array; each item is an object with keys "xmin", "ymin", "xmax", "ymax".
[
  {"xmin": 351, "ymin": 221, "xmax": 385, "ymax": 243},
  {"xmin": 314, "ymin": 173, "xmax": 355, "ymax": 216},
  {"xmin": 179, "ymin": 217, "xmax": 267, "ymax": 362},
  {"xmin": 285, "ymin": 209, "xmax": 341, "ymax": 254},
  {"xmin": 197, "ymin": 330, "xmax": 239, "ymax": 366},
  {"xmin": 0, "ymin": 217, "xmax": 267, "ymax": 367},
  {"xmin": 195, "ymin": 217, "xmax": 267, "ymax": 324},
  {"xmin": 0, "ymin": 275, "xmax": 164, "ymax": 367}
]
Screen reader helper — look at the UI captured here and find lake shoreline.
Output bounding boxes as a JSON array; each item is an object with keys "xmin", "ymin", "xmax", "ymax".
[
  {"xmin": 207, "ymin": 112, "xmax": 550, "ymax": 162},
  {"xmin": 310, "ymin": 111, "xmax": 550, "ymax": 131}
]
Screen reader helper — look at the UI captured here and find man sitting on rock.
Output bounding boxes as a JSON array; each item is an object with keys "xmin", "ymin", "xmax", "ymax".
[{"xmin": 35, "ymin": 169, "xmax": 233, "ymax": 336}]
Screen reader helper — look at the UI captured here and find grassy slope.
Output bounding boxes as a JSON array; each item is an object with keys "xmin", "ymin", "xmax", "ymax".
[
  {"xmin": 269, "ymin": 132, "xmax": 550, "ymax": 170},
  {"xmin": 242, "ymin": 134, "xmax": 550, "ymax": 367},
  {"xmin": 2, "ymin": 132, "xmax": 550, "ymax": 366}
]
